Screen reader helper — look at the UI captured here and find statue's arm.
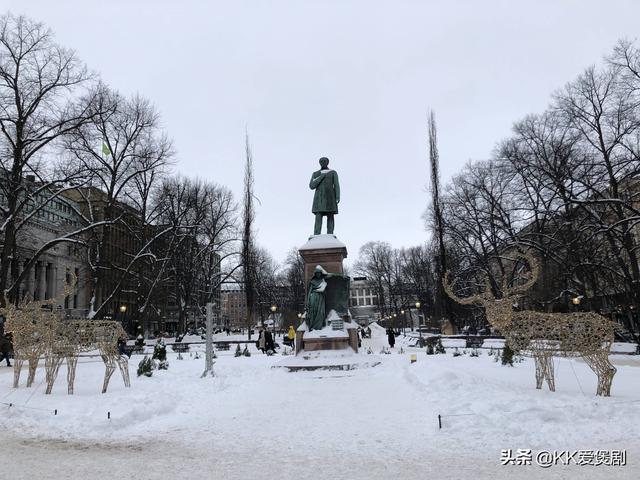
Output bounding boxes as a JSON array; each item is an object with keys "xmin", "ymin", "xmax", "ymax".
[
  {"xmin": 309, "ymin": 172, "xmax": 325, "ymax": 190},
  {"xmin": 333, "ymin": 172, "xmax": 340, "ymax": 203},
  {"xmin": 326, "ymin": 272, "xmax": 350, "ymax": 281}
]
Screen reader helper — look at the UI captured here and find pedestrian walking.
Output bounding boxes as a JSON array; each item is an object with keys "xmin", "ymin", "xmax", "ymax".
[
  {"xmin": 258, "ymin": 327, "xmax": 266, "ymax": 353},
  {"xmin": 0, "ymin": 332, "xmax": 12, "ymax": 367},
  {"xmin": 287, "ymin": 325, "xmax": 296, "ymax": 349},
  {"xmin": 387, "ymin": 328, "xmax": 396, "ymax": 348},
  {"xmin": 264, "ymin": 328, "xmax": 275, "ymax": 353}
]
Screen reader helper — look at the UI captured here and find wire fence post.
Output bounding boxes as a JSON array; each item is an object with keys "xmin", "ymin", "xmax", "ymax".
[{"xmin": 438, "ymin": 414, "xmax": 442, "ymax": 429}]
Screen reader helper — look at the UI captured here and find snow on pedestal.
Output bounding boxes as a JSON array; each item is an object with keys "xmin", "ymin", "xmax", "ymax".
[
  {"xmin": 299, "ymin": 234, "xmax": 346, "ymax": 251},
  {"xmin": 304, "ymin": 324, "xmax": 349, "ymax": 339}
]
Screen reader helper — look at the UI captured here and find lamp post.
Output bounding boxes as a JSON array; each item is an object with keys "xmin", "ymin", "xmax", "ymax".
[
  {"xmin": 572, "ymin": 296, "xmax": 581, "ymax": 312},
  {"xmin": 119, "ymin": 305, "xmax": 127, "ymax": 332},
  {"xmin": 400, "ymin": 309, "xmax": 406, "ymax": 335},
  {"xmin": 270, "ymin": 305, "xmax": 277, "ymax": 337},
  {"xmin": 415, "ymin": 301, "xmax": 422, "ymax": 341}
]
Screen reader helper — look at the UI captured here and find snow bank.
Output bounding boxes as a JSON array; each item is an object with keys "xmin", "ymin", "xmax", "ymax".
[{"xmin": 1, "ymin": 341, "xmax": 639, "ymax": 479}]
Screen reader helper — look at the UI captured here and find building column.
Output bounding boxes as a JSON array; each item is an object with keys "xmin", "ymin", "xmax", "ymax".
[
  {"xmin": 27, "ymin": 261, "xmax": 36, "ymax": 300},
  {"xmin": 16, "ymin": 258, "xmax": 23, "ymax": 300},
  {"xmin": 37, "ymin": 261, "xmax": 47, "ymax": 301},
  {"xmin": 51, "ymin": 263, "xmax": 59, "ymax": 301},
  {"xmin": 23, "ymin": 259, "xmax": 31, "ymax": 300},
  {"xmin": 46, "ymin": 263, "xmax": 54, "ymax": 300}
]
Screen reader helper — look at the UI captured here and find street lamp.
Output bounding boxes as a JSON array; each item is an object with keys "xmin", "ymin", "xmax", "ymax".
[
  {"xmin": 415, "ymin": 301, "xmax": 422, "ymax": 340},
  {"xmin": 119, "ymin": 305, "xmax": 128, "ymax": 333},
  {"xmin": 270, "ymin": 305, "xmax": 277, "ymax": 336},
  {"xmin": 572, "ymin": 297, "xmax": 581, "ymax": 312},
  {"xmin": 400, "ymin": 309, "xmax": 406, "ymax": 335}
]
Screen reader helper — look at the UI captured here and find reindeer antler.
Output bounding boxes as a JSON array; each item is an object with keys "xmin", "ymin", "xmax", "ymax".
[
  {"xmin": 443, "ymin": 271, "xmax": 487, "ymax": 305},
  {"xmin": 503, "ymin": 250, "xmax": 539, "ymax": 296}
]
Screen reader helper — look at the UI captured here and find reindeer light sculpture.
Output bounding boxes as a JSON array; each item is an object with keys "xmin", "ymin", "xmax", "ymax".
[
  {"xmin": 444, "ymin": 252, "xmax": 618, "ymax": 396},
  {"xmin": 2, "ymin": 278, "xmax": 131, "ymax": 394}
]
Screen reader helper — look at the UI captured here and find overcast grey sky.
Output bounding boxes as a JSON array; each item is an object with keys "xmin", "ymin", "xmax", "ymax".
[{"xmin": 6, "ymin": 0, "xmax": 640, "ymax": 265}]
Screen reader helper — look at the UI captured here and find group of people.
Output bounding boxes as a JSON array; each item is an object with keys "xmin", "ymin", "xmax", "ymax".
[
  {"xmin": 358, "ymin": 326, "xmax": 372, "ymax": 339},
  {"xmin": 355, "ymin": 325, "xmax": 397, "ymax": 349},
  {"xmin": 256, "ymin": 326, "xmax": 275, "ymax": 354}
]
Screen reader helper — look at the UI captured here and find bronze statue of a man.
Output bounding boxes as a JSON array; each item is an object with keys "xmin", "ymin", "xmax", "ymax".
[{"xmin": 309, "ymin": 157, "xmax": 340, "ymax": 235}]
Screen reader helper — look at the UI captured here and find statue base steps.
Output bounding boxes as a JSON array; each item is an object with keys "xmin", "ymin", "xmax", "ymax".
[
  {"xmin": 273, "ymin": 348, "xmax": 380, "ymax": 372},
  {"xmin": 302, "ymin": 335, "xmax": 351, "ymax": 352},
  {"xmin": 295, "ymin": 327, "xmax": 359, "ymax": 355}
]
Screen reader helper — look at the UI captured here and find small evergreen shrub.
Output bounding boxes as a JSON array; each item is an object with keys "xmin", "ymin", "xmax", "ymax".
[
  {"xmin": 153, "ymin": 339, "xmax": 169, "ymax": 370},
  {"xmin": 501, "ymin": 344, "xmax": 515, "ymax": 366},
  {"xmin": 137, "ymin": 356, "xmax": 154, "ymax": 377}
]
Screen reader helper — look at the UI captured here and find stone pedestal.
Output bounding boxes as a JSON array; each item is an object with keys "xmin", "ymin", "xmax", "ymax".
[
  {"xmin": 296, "ymin": 234, "xmax": 358, "ymax": 355},
  {"xmin": 298, "ymin": 234, "xmax": 348, "ymax": 287}
]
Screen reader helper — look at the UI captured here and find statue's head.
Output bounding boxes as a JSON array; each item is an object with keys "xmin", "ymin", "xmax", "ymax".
[
  {"xmin": 319, "ymin": 157, "xmax": 329, "ymax": 169},
  {"xmin": 313, "ymin": 265, "xmax": 327, "ymax": 278}
]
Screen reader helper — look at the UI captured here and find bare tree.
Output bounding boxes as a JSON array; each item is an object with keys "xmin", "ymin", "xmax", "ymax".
[
  {"xmin": 282, "ymin": 247, "xmax": 305, "ymax": 319},
  {"xmin": 0, "ymin": 13, "xmax": 98, "ymax": 304},
  {"xmin": 427, "ymin": 110, "xmax": 451, "ymax": 322},
  {"xmin": 555, "ymin": 60, "xmax": 640, "ymax": 312},
  {"xmin": 354, "ymin": 241, "xmax": 394, "ymax": 318},
  {"xmin": 241, "ymin": 133, "xmax": 257, "ymax": 339},
  {"xmin": 63, "ymin": 86, "xmax": 173, "ymax": 318}
]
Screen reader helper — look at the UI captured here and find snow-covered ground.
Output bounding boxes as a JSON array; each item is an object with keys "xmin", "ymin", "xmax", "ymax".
[{"xmin": 1, "ymin": 328, "xmax": 639, "ymax": 480}]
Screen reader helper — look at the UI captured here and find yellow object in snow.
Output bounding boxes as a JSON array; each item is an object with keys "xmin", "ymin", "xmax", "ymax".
[
  {"xmin": 287, "ymin": 326, "xmax": 296, "ymax": 340},
  {"xmin": 410, "ymin": 354, "xmax": 417, "ymax": 364}
]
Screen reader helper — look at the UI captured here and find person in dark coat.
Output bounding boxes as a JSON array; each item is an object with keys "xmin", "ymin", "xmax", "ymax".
[
  {"xmin": 387, "ymin": 328, "xmax": 396, "ymax": 348},
  {"xmin": 264, "ymin": 329, "xmax": 275, "ymax": 353},
  {"xmin": 0, "ymin": 332, "xmax": 13, "ymax": 366}
]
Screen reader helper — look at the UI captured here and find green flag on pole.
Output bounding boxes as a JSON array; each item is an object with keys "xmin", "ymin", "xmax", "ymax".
[{"xmin": 102, "ymin": 141, "xmax": 111, "ymax": 156}]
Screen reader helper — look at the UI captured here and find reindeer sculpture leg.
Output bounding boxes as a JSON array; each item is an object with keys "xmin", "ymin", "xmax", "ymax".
[
  {"xmin": 533, "ymin": 351, "xmax": 555, "ymax": 391},
  {"xmin": 534, "ymin": 354, "xmax": 545, "ymax": 389},
  {"xmin": 101, "ymin": 355, "xmax": 116, "ymax": 394},
  {"xmin": 582, "ymin": 353, "xmax": 617, "ymax": 396},
  {"xmin": 12, "ymin": 358, "xmax": 23, "ymax": 388},
  {"xmin": 44, "ymin": 354, "xmax": 64, "ymax": 394},
  {"xmin": 66, "ymin": 355, "xmax": 79, "ymax": 394},
  {"xmin": 541, "ymin": 353, "xmax": 555, "ymax": 392},
  {"xmin": 116, "ymin": 355, "xmax": 131, "ymax": 388}
]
